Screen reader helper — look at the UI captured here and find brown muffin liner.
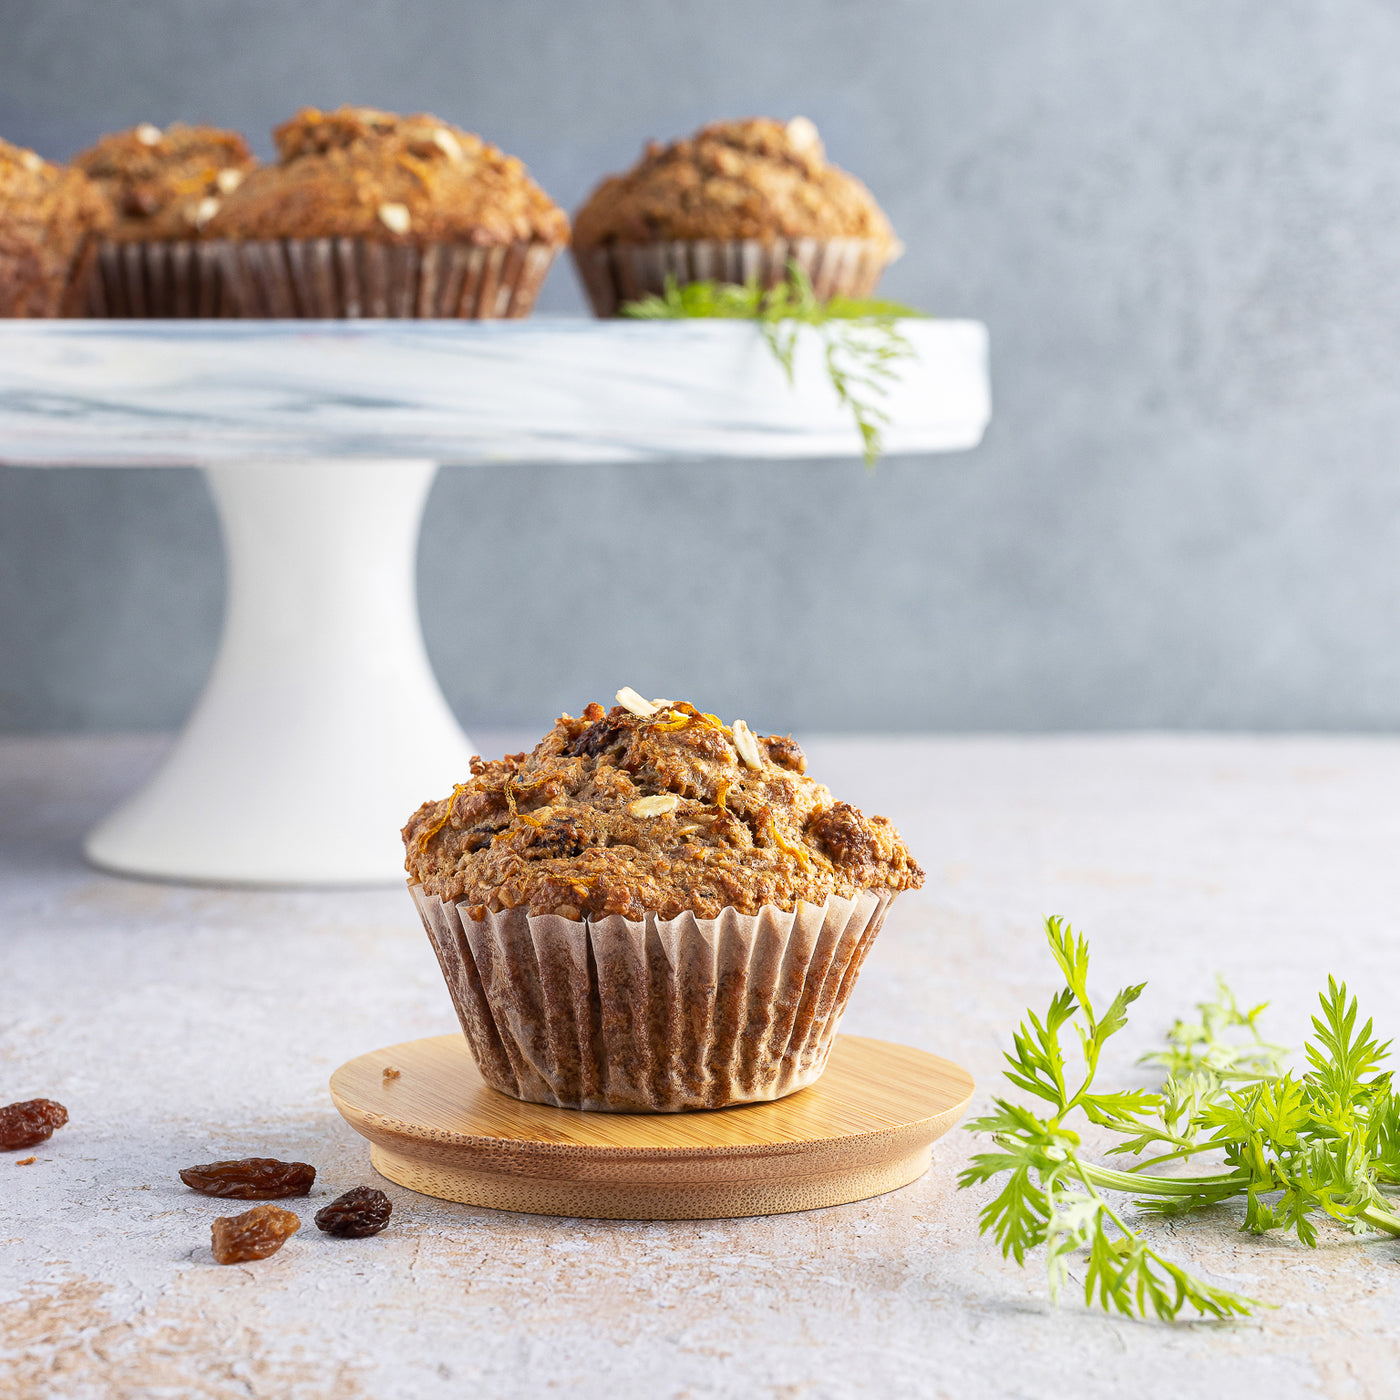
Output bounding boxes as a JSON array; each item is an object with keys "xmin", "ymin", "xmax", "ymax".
[
  {"xmin": 411, "ymin": 884, "xmax": 895, "ymax": 1112},
  {"xmin": 570, "ymin": 237, "xmax": 898, "ymax": 318},
  {"xmin": 84, "ymin": 238, "xmax": 559, "ymax": 318}
]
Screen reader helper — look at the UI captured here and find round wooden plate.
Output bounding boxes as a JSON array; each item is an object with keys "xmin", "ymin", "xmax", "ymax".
[{"xmin": 329, "ymin": 1034, "xmax": 975, "ymax": 1220}]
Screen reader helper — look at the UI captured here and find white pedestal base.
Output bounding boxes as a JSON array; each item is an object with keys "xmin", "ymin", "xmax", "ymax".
[{"xmin": 83, "ymin": 459, "xmax": 475, "ymax": 885}]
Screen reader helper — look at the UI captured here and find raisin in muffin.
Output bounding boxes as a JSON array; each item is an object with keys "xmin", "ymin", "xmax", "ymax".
[
  {"xmin": 0, "ymin": 137, "xmax": 111, "ymax": 317},
  {"xmin": 199, "ymin": 106, "xmax": 568, "ymax": 317},
  {"xmin": 403, "ymin": 690, "xmax": 923, "ymax": 1112},
  {"xmin": 571, "ymin": 117, "xmax": 899, "ymax": 316},
  {"xmin": 73, "ymin": 122, "xmax": 256, "ymax": 241}
]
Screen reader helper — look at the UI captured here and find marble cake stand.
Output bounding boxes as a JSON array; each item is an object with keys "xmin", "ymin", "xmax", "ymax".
[{"xmin": 0, "ymin": 319, "xmax": 990, "ymax": 885}]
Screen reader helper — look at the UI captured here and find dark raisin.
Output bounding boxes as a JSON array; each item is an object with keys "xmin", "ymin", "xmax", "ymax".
[
  {"xmin": 764, "ymin": 735, "xmax": 808, "ymax": 774},
  {"xmin": 121, "ymin": 185, "xmax": 161, "ymax": 217},
  {"xmin": 314, "ymin": 1186, "xmax": 393, "ymax": 1238},
  {"xmin": 568, "ymin": 714, "xmax": 627, "ymax": 758},
  {"xmin": 0, "ymin": 1099, "xmax": 68, "ymax": 1151},
  {"xmin": 808, "ymin": 801, "xmax": 877, "ymax": 866},
  {"xmin": 462, "ymin": 819, "xmax": 507, "ymax": 853},
  {"xmin": 180, "ymin": 1157, "xmax": 316, "ymax": 1199},
  {"xmin": 211, "ymin": 1204, "xmax": 300, "ymax": 1264},
  {"xmin": 520, "ymin": 812, "xmax": 592, "ymax": 859}
]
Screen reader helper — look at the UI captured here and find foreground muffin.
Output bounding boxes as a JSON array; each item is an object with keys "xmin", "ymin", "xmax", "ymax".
[
  {"xmin": 571, "ymin": 117, "xmax": 899, "ymax": 316},
  {"xmin": 0, "ymin": 137, "xmax": 111, "ymax": 316},
  {"xmin": 403, "ymin": 689, "xmax": 923, "ymax": 1112},
  {"xmin": 73, "ymin": 121, "xmax": 256, "ymax": 316},
  {"xmin": 201, "ymin": 105, "xmax": 569, "ymax": 317}
]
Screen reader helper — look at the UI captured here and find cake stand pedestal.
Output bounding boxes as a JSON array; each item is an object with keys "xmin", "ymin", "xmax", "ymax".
[
  {"xmin": 85, "ymin": 458, "xmax": 470, "ymax": 884},
  {"xmin": 0, "ymin": 320, "xmax": 990, "ymax": 885},
  {"xmin": 330, "ymin": 1033, "xmax": 975, "ymax": 1220}
]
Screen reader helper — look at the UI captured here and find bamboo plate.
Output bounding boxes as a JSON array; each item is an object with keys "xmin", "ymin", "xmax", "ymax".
[{"xmin": 329, "ymin": 1033, "xmax": 975, "ymax": 1220}]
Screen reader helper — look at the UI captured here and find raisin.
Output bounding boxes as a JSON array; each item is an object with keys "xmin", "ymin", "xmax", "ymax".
[
  {"xmin": 180, "ymin": 1157, "xmax": 316, "ymax": 1199},
  {"xmin": 210, "ymin": 1204, "xmax": 300, "ymax": 1264},
  {"xmin": 520, "ymin": 812, "xmax": 592, "ymax": 859},
  {"xmin": 0, "ymin": 1099, "xmax": 68, "ymax": 1151},
  {"xmin": 763, "ymin": 734, "xmax": 808, "ymax": 774},
  {"xmin": 461, "ymin": 819, "xmax": 506, "ymax": 853},
  {"xmin": 314, "ymin": 1186, "xmax": 393, "ymax": 1238},
  {"xmin": 808, "ymin": 801, "xmax": 877, "ymax": 867},
  {"xmin": 568, "ymin": 714, "xmax": 627, "ymax": 758}
]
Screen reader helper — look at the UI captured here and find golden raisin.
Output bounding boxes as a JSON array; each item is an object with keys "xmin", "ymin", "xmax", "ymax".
[
  {"xmin": 210, "ymin": 1204, "xmax": 300, "ymax": 1264},
  {"xmin": 180, "ymin": 1157, "xmax": 315, "ymax": 1199}
]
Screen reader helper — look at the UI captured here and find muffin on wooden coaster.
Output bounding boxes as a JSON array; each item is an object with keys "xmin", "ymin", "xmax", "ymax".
[
  {"xmin": 0, "ymin": 137, "xmax": 111, "ymax": 317},
  {"xmin": 571, "ymin": 117, "xmax": 900, "ymax": 316},
  {"xmin": 200, "ymin": 105, "xmax": 569, "ymax": 317},
  {"xmin": 73, "ymin": 122, "xmax": 256, "ymax": 317},
  {"xmin": 403, "ymin": 689, "xmax": 924, "ymax": 1112}
]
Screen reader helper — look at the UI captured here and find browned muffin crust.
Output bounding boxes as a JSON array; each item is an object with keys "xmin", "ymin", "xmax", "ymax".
[
  {"xmin": 73, "ymin": 122, "xmax": 255, "ymax": 241},
  {"xmin": 403, "ymin": 696, "xmax": 923, "ymax": 922},
  {"xmin": 0, "ymin": 138, "xmax": 112, "ymax": 316},
  {"xmin": 205, "ymin": 106, "xmax": 569, "ymax": 246},
  {"xmin": 572, "ymin": 117, "xmax": 895, "ymax": 251}
]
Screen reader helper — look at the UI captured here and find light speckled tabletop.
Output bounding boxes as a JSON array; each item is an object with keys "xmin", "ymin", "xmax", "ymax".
[{"xmin": 4, "ymin": 733, "xmax": 1400, "ymax": 1399}]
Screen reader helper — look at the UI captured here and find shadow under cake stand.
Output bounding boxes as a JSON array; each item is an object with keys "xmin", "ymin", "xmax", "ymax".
[
  {"xmin": 330, "ymin": 1033, "xmax": 975, "ymax": 1220},
  {"xmin": 0, "ymin": 319, "xmax": 990, "ymax": 885}
]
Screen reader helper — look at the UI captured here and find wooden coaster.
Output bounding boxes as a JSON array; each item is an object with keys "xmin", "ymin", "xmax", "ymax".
[{"xmin": 329, "ymin": 1034, "xmax": 975, "ymax": 1220}]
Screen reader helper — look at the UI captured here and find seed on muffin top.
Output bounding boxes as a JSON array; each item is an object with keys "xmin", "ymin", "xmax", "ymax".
[
  {"xmin": 0, "ymin": 137, "xmax": 112, "ymax": 316},
  {"xmin": 571, "ymin": 117, "xmax": 897, "ymax": 251},
  {"xmin": 204, "ymin": 106, "xmax": 569, "ymax": 247},
  {"xmin": 72, "ymin": 122, "xmax": 256, "ymax": 240},
  {"xmin": 403, "ymin": 689, "xmax": 924, "ymax": 923}
]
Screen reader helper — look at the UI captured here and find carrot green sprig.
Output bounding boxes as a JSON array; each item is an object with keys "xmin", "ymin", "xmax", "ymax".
[
  {"xmin": 960, "ymin": 917, "xmax": 1400, "ymax": 1322},
  {"xmin": 620, "ymin": 262, "xmax": 921, "ymax": 466}
]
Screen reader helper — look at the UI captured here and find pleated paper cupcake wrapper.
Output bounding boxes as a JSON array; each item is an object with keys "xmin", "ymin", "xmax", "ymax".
[
  {"xmin": 85, "ymin": 238, "xmax": 559, "ymax": 318},
  {"xmin": 411, "ymin": 884, "xmax": 894, "ymax": 1112},
  {"xmin": 570, "ymin": 236, "xmax": 899, "ymax": 318}
]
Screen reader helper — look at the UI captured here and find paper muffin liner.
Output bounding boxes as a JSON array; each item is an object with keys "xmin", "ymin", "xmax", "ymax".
[
  {"xmin": 84, "ymin": 238, "xmax": 559, "ymax": 318},
  {"xmin": 410, "ymin": 883, "xmax": 895, "ymax": 1112},
  {"xmin": 570, "ymin": 237, "xmax": 898, "ymax": 318},
  {"xmin": 85, "ymin": 240, "xmax": 219, "ymax": 317}
]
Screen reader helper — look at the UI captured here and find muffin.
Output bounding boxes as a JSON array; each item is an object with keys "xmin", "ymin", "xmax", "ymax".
[
  {"xmin": 571, "ymin": 117, "xmax": 900, "ymax": 316},
  {"xmin": 74, "ymin": 122, "xmax": 256, "ymax": 240},
  {"xmin": 73, "ymin": 122, "xmax": 257, "ymax": 316},
  {"xmin": 403, "ymin": 689, "xmax": 924, "ymax": 1112},
  {"xmin": 200, "ymin": 105, "xmax": 570, "ymax": 317},
  {"xmin": 0, "ymin": 137, "xmax": 112, "ymax": 317}
]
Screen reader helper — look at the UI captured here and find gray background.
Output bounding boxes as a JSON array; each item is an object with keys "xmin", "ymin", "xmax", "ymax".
[{"xmin": 5, "ymin": 0, "xmax": 1400, "ymax": 735}]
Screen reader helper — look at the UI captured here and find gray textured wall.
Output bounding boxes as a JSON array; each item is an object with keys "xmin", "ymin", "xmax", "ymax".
[{"xmin": 6, "ymin": 1, "xmax": 1400, "ymax": 733}]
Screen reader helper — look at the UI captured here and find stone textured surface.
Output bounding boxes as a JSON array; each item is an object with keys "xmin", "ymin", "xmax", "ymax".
[
  {"xmin": 9, "ymin": 4, "xmax": 1400, "ymax": 731},
  {"xmin": 5, "ymin": 732, "xmax": 1400, "ymax": 1397}
]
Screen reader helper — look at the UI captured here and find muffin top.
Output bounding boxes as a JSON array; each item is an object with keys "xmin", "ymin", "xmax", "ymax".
[
  {"xmin": 1, "ymin": 136, "xmax": 112, "ymax": 238},
  {"xmin": 205, "ymin": 106, "xmax": 569, "ymax": 246},
  {"xmin": 403, "ymin": 689, "xmax": 924, "ymax": 922},
  {"xmin": 72, "ymin": 122, "xmax": 256, "ymax": 240},
  {"xmin": 571, "ymin": 117, "xmax": 896, "ymax": 251},
  {"xmin": 0, "ymin": 137, "xmax": 112, "ymax": 315}
]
